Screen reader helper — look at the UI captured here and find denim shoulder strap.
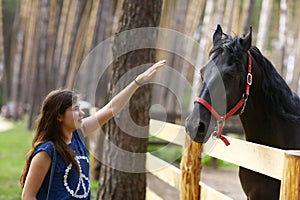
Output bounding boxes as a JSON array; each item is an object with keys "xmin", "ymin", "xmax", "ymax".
[{"xmin": 46, "ymin": 142, "xmax": 56, "ymax": 200}]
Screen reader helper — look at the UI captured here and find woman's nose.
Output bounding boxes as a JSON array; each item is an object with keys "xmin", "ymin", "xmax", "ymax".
[{"xmin": 80, "ymin": 109, "xmax": 85, "ymax": 117}]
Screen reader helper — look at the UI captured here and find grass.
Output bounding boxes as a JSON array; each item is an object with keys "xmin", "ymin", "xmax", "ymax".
[
  {"xmin": 0, "ymin": 119, "xmax": 32, "ymax": 200},
  {"xmin": 148, "ymin": 136, "xmax": 182, "ymax": 164},
  {"xmin": 0, "ymin": 118, "xmax": 99, "ymax": 200}
]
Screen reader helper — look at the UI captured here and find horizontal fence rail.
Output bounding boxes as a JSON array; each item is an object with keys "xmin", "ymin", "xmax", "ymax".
[{"xmin": 146, "ymin": 119, "xmax": 300, "ymax": 200}]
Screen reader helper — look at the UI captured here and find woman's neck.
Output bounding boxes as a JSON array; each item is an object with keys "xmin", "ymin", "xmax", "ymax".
[{"xmin": 62, "ymin": 129, "xmax": 73, "ymax": 144}]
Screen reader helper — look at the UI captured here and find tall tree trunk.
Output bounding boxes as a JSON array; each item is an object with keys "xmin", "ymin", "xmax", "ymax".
[
  {"xmin": 256, "ymin": 0, "xmax": 273, "ymax": 51},
  {"xmin": 52, "ymin": 0, "xmax": 70, "ymax": 88},
  {"xmin": 2, "ymin": 0, "xmax": 19, "ymax": 104},
  {"xmin": 189, "ymin": 0, "xmax": 214, "ymax": 111},
  {"xmin": 223, "ymin": 0, "xmax": 234, "ymax": 33},
  {"xmin": 277, "ymin": 0, "xmax": 288, "ymax": 77},
  {"xmin": 87, "ymin": 0, "xmax": 116, "ymax": 181},
  {"xmin": 28, "ymin": 0, "xmax": 50, "ymax": 128},
  {"xmin": 66, "ymin": 0, "xmax": 92, "ymax": 88},
  {"xmin": 26, "ymin": 0, "xmax": 40, "ymax": 129},
  {"xmin": 0, "ymin": 0, "xmax": 4, "ymax": 88},
  {"xmin": 57, "ymin": 0, "xmax": 85, "ymax": 87},
  {"xmin": 291, "ymin": 29, "xmax": 300, "ymax": 94},
  {"xmin": 97, "ymin": 0, "xmax": 162, "ymax": 199},
  {"xmin": 46, "ymin": 0, "xmax": 62, "ymax": 90},
  {"xmin": 232, "ymin": 0, "xmax": 241, "ymax": 34},
  {"xmin": 20, "ymin": 0, "xmax": 35, "ymax": 107},
  {"xmin": 164, "ymin": 0, "xmax": 188, "ymax": 117}
]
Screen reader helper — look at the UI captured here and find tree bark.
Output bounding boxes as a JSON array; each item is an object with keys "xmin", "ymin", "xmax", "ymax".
[
  {"xmin": 0, "ymin": 0, "xmax": 4, "ymax": 87},
  {"xmin": 256, "ymin": 0, "xmax": 273, "ymax": 51},
  {"xmin": 97, "ymin": 0, "xmax": 162, "ymax": 199},
  {"xmin": 180, "ymin": 136, "xmax": 201, "ymax": 200},
  {"xmin": 279, "ymin": 150, "xmax": 300, "ymax": 200}
]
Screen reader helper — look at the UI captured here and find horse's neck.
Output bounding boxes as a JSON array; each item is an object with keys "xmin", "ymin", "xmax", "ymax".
[
  {"xmin": 239, "ymin": 104, "xmax": 269, "ymax": 143},
  {"xmin": 238, "ymin": 94, "xmax": 282, "ymax": 146},
  {"xmin": 239, "ymin": 96, "xmax": 300, "ymax": 148}
]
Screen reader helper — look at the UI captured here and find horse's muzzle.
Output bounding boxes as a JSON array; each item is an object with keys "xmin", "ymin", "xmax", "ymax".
[{"xmin": 185, "ymin": 115, "xmax": 210, "ymax": 143}]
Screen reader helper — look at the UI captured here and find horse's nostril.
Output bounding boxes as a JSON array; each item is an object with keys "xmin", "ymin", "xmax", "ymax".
[{"xmin": 197, "ymin": 122, "xmax": 205, "ymax": 134}]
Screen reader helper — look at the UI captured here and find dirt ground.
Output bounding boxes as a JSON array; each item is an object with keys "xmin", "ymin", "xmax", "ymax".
[
  {"xmin": 201, "ymin": 167, "xmax": 247, "ymax": 200},
  {"xmin": 147, "ymin": 166, "xmax": 247, "ymax": 200}
]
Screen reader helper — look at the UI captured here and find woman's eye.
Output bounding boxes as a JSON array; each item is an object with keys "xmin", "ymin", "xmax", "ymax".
[{"xmin": 72, "ymin": 107, "xmax": 80, "ymax": 111}]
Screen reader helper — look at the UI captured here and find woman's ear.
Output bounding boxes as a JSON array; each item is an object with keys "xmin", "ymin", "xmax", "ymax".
[{"xmin": 57, "ymin": 114, "xmax": 63, "ymax": 123}]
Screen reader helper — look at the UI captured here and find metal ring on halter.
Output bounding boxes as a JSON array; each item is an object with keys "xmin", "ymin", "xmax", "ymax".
[
  {"xmin": 212, "ymin": 130, "xmax": 218, "ymax": 140},
  {"xmin": 217, "ymin": 116, "xmax": 225, "ymax": 129},
  {"xmin": 242, "ymin": 93, "xmax": 249, "ymax": 101}
]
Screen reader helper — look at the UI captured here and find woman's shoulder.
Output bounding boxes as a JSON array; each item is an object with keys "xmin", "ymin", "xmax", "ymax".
[
  {"xmin": 73, "ymin": 129, "xmax": 85, "ymax": 144},
  {"xmin": 32, "ymin": 142, "xmax": 55, "ymax": 160}
]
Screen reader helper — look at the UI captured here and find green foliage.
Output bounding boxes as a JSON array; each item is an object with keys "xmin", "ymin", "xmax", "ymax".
[
  {"xmin": 202, "ymin": 155, "xmax": 238, "ymax": 168},
  {"xmin": 0, "ymin": 119, "xmax": 101, "ymax": 199},
  {"xmin": 0, "ymin": 119, "xmax": 32, "ymax": 200},
  {"xmin": 148, "ymin": 137, "xmax": 182, "ymax": 164}
]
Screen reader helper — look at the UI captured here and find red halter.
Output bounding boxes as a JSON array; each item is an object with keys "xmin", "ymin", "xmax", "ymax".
[{"xmin": 194, "ymin": 50, "xmax": 253, "ymax": 146}]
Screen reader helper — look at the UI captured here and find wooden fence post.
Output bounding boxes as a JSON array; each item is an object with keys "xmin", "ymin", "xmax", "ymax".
[
  {"xmin": 279, "ymin": 150, "xmax": 300, "ymax": 200},
  {"xmin": 180, "ymin": 135, "xmax": 202, "ymax": 200}
]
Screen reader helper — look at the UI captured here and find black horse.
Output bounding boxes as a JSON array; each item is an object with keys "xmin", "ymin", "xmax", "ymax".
[{"xmin": 185, "ymin": 24, "xmax": 300, "ymax": 200}]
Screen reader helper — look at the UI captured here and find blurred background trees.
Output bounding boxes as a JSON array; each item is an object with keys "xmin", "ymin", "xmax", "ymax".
[
  {"xmin": 2, "ymin": 0, "xmax": 300, "ymax": 199},
  {"xmin": 2, "ymin": 0, "xmax": 300, "ymax": 126}
]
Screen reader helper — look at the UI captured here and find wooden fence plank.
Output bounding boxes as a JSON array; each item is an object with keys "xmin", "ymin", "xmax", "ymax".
[
  {"xmin": 200, "ymin": 182, "xmax": 233, "ymax": 200},
  {"xmin": 150, "ymin": 119, "xmax": 285, "ymax": 180},
  {"xmin": 146, "ymin": 148, "xmax": 232, "ymax": 200},
  {"xmin": 146, "ymin": 152, "xmax": 181, "ymax": 190},
  {"xmin": 202, "ymin": 136, "xmax": 285, "ymax": 180},
  {"xmin": 149, "ymin": 119, "xmax": 185, "ymax": 146},
  {"xmin": 146, "ymin": 187, "xmax": 163, "ymax": 200}
]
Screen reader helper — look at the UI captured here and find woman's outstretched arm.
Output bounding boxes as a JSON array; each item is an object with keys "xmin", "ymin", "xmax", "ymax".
[{"xmin": 82, "ymin": 60, "xmax": 166, "ymax": 136}]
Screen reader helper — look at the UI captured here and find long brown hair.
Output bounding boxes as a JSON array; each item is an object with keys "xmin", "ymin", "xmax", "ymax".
[{"xmin": 20, "ymin": 89, "xmax": 80, "ymax": 188}]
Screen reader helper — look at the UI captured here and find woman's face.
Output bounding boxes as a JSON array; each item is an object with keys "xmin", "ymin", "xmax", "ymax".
[{"xmin": 60, "ymin": 101, "xmax": 85, "ymax": 132}]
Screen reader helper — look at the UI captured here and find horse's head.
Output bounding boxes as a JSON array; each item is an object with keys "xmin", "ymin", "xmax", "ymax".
[{"xmin": 185, "ymin": 24, "xmax": 252, "ymax": 144}]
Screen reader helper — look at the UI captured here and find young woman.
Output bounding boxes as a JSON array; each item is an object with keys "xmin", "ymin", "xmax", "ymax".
[{"xmin": 20, "ymin": 60, "xmax": 166, "ymax": 200}]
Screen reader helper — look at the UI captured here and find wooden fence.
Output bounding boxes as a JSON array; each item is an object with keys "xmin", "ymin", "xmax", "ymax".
[{"xmin": 146, "ymin": 119, "xmax": 300, "ymax": 200}]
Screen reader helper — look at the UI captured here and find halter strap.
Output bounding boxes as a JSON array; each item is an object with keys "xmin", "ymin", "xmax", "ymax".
[{"xmin": 194, "ymin": 50, "xmax": 253, "ymax": 146}]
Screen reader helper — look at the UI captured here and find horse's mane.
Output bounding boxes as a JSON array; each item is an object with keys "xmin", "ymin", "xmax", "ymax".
[{"xmin": 249, "ymin": 47, "xmax": 300, "ymax": 122}]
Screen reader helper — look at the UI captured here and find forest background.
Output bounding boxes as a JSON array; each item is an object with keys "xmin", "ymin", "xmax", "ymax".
[{"xmin": 1, "ymin": 0, "xmax": 299, "ymax": 199}]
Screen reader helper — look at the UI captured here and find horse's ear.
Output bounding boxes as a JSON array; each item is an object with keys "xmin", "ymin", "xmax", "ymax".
[
  {"xmin": 213, "ymin": 24, "xmax": 223, "ymax": 46},
  {"xmin": 240, "ymin": 26, "xmax": 252, "ymax": 50}
]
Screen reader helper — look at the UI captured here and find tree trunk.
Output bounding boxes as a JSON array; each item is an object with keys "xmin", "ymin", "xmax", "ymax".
[
  {"xmin": 0, "ymin": 0, "xmax": 4, "ymax": 87},
  {"xmin": 189, "ymin": 0, "xmax": 214, "ymax": 111},
  {"xmin": 2, "ymin": 0, "xmax": 19, "ymax": 104},
  {"xmin": 52, "ymin": 0, "xmax": 70, "ymax": 88},
  {"xmin": 223, "ymin": 0, "xmax": 234, "ymax": 33},
  {"xmin": 291, "ymin": 27, "xmax": 300, "ymax": 92},
  {"xmin": 26, "ymin": 0, "xmax": 40, "ymax": 129},
  {"xmin": 97, "ymin": 0, "xmax": 162, "ymax": 199},
  {"xmin": 277, "ymin": 0, "xmax": 288, "ymax": 77},
  {"xmin": 256, "ymin": 0, "xmax": 273, "ymax": 51},
  {"xmin": 28, "ymin": 0, "xmax": 50, "ymax": 128}
]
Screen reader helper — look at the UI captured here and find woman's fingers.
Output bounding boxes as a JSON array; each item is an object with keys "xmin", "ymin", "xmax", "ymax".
[
  {"xmin": 136, "ymin": 60, "xmax": 167, "ymax": 83},
  {"xmin": 152, "ymin": 60, "xmax": 166, "ymax": 69}
]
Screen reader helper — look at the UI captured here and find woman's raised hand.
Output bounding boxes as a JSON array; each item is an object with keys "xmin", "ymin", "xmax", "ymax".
[{"xmin": 135, "ymin": 60, "xmax": 166, "ymax": 85}]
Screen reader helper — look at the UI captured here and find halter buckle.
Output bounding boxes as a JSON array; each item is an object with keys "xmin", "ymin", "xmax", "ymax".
[
  {"xmin": 240, "ymin": 94, "xmax": 249, "ymax": 115},
  {"xmin": 247, "ymin": 73, "xmax": 252, "ymax": 85},
  {"xmin": 212, "ymin": 129, "xmax": 218, "ymax": 140},
  {"xmin": 217, "ymin": 116, "xmax": 225, "ymax": 129}
]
